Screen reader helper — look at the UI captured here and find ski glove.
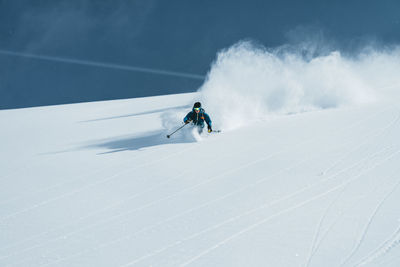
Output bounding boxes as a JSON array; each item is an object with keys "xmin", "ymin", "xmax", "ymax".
[
  {"xmin": 208, "ymin": 125, "xmax": 212, "ymax": 133},
  {"xmin": 184, "ymin": 120, "xmax": 191, "ymax": 124}
]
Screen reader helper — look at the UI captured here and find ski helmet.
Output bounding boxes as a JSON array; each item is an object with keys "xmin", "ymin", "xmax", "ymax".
[{"xmin": 193, "ymin": 102, "xmax": 201, "ymax": 109}]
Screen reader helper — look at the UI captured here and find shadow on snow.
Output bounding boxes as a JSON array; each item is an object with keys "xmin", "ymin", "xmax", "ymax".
[{"xmin": 87, "ymin": 130, "xmax": 194, "ymax": 154}]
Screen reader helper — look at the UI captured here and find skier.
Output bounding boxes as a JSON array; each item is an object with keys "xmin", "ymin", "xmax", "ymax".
[{"xmin": 184, "ymin": 102, "xmax": 212, "ymax": 134}]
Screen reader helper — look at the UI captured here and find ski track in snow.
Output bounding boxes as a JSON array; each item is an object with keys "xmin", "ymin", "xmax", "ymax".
[
  {"xmin": 117, "ymin": 145, "xmax": 400, "ymax": 266},
  {"xmin": 178, "ymin": 149, "xmax": 400, "ymax": 267},
  {"xmin": 305, "ymin": 109, "xmax": 400, "ymax": 266},
  {"xmin": 305, "ymin": 147, "xmax": 399, "ymax": 267},
  {"xmin": 320, "ymin": 109, "xmax": 400, "ymax": 176},
  {"xmin": 306, "ymin": 109, "xmax": 400, "ymax": 267},
  {"xmin": 355, "ymin": 225, "xmax": 400, "ymax": 266},
  {"xmin": 307, "ymin": 179, "xmax": 386, "ymax": 267},
  {"xmin": 305, "ymin": 189, "xmax": 346, "ymax": 267},
  {"xmin": 309, "ymin": 155, "xmax": 400, "ymax": 266},
  {"xmin": 307, "ymin": 209, "xmax": 347, "ymax": 267},
  {"xmin": 339, "ymin": 174, "xmax": 400, "ymax": 266}
]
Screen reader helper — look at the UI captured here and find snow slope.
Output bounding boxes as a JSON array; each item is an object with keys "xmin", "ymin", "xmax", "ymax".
[
  {"xmin": 2, "ymin": 43, "xmax": 400, "ymax": 266},
  {"xmin": 1, "ymin": 92, "xmax": 400, "ymax": 267}
]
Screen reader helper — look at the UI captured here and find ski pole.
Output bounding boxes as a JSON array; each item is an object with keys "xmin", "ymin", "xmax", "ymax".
[{"xmin": 166, "ymin": 123, "xmax": 188, "ymax": 138}]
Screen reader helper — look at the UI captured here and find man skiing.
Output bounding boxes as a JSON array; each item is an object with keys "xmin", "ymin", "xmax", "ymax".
[{"xmin": 184, "ymin": 102, "xmax": 212, "ymax": 134}]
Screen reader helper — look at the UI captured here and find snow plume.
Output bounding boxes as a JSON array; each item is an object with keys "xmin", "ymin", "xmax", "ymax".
[{"xmin": 198, "ymin": 41, "xmax": 400, "ymax": 130}]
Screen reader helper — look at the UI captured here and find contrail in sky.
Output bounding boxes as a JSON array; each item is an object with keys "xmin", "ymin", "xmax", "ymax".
[{"xmin": 0, "ymin": 49, "xmax": 205, "ymax": 80}]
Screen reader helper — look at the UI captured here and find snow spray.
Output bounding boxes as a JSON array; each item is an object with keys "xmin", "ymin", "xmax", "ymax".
[{"xmin": 198, "ymin": 41, "xmax": 400, "ymax": 130}]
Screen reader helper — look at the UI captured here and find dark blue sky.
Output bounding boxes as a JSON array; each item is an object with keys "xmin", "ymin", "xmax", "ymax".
[{"xmin": 1, "ymin": 0, "xmax": 399, "ymax": 109}]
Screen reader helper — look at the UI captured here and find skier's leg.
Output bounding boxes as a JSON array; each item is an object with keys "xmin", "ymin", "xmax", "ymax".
[{"xmin": 197, "ymin": 125, "xmax": 204, "ymax": 134}]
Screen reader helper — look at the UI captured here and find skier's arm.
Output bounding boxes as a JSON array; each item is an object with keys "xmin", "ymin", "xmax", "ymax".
[
  {"xmin": 204, "ymin": 113, "xmax": 212, "ymax": 127},
  {"xmin": 184, "ymin": 112, "xmax": 193, "ymax": 123},
  {"xmin": 204, "ymin": 113, "xmax": 212, "ymax": 132}
]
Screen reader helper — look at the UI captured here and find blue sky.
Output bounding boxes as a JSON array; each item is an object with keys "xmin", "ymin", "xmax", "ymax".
[{"xmin": 0, "ymin": 0, "xmax": 399, "ymax": 109}]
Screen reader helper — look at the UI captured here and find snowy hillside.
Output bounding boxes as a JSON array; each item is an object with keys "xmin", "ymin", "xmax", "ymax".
[{"xmin": 2, "ymin": 43, "xmax": 400, "ymax": 266}]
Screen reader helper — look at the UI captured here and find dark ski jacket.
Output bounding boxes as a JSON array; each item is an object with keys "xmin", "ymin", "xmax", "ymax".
[{"xmin": 184, "ymin": 108, "xmax": 212, "ymax": 127}]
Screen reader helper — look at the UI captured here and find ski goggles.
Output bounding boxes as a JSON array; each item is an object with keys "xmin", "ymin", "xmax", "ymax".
[{"xmin": 194, "ymin": 108, "xmax": 200, "ymax": 111}]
